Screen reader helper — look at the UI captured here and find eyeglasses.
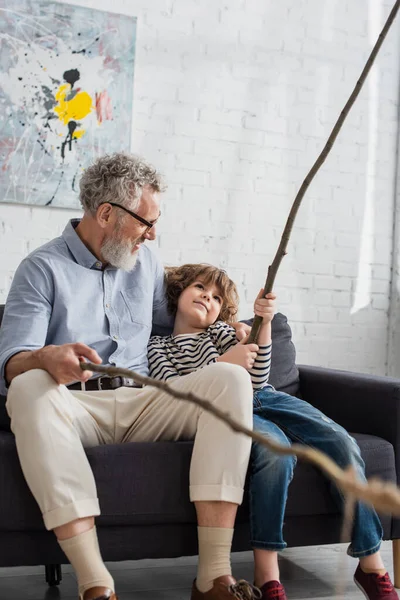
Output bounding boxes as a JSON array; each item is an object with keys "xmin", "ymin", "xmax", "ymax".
[{"xmin": 102, "ymin": 202, "xmax": 160, "ymax": 232}]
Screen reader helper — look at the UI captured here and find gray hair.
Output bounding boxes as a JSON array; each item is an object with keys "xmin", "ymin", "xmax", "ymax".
[{"xmin": 79, "ymin": 152, "xmax": 165, "ymax": 215}]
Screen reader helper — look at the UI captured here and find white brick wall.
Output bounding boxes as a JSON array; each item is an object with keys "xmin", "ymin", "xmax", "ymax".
[
  {"xmin": 1, "ymin": 0, "xmax": 399, "ymax": 376},
  {"xmin": 388, "ymin": 97, "xmax": 400, "ymax": 378}
]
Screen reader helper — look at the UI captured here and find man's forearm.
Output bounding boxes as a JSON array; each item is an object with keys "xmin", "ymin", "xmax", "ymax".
[{"xmin": 5, "ymin": 349, "xmax": 45, "ymax": 385}]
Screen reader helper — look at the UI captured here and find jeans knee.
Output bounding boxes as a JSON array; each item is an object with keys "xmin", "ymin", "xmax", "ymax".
[
  {"xmin": 251, "ymin": 437, "xmax": 296, "ymax": 476},
  {"xmin": 327, "ymin": 428, "xmax": 363, "ymax": 469}
]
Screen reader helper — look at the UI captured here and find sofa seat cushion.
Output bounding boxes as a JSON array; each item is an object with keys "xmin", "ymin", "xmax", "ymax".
[{"xmin": 0, "ymin": 432, "xmax": 395, "ymax": 531}]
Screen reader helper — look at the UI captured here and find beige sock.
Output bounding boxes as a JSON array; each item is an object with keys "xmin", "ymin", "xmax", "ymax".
[
  {"xmin": 196, "ymin": 526, "xmax": 234, "ymax": 593},
  {"xmin": 361, "ymin": 566, "xmax": 387, "ymax": 576},
  {"xmin": 58, "ymin": 527, "xmax": 114, "ymax": 598}
]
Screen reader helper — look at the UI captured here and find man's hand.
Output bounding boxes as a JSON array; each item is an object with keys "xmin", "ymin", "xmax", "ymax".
[
  {"xmin": 217, "ymin": 338, "xmax": 259, "ymax": 370},
  {"xmin": 231, "ymin": 321, "xmax": 251, "ymax": 343},
  {"xmin": 38, "ymin": 343, "xmax": 102, "ymax": 385},
  {"xmin": 254, "ymin": 290, "xmax": 276, "ymax": 324}
]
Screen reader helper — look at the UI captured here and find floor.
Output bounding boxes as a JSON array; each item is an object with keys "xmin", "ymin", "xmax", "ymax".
[{"xmin": 0, "ymin": 541, "xmax": 396, "ymax": 599}]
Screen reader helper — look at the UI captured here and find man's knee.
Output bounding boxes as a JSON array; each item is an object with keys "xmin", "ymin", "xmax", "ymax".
[
  {"xmin": 7, "ymin": 368, "xmax": 61, "ymax": 421},
  {"xmin": 206, "ymin": 362, "xmax": 253, "ymax": 422},
  {"xmin": 8, "ymin": 368, "xmax": 57, "ymax": 400},
  {"xmin": 208, "ymin": 362, "xmax": 252, "ymax": 389}
]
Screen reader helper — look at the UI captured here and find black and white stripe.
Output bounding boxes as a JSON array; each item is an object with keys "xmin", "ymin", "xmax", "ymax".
[{"xmin": 148, "ymin": 321, "xmax": 272, "ymax": 390}]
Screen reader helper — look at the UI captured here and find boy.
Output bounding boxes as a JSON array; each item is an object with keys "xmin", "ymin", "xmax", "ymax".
[{"xmin": 148, "ymin": 263, "xmax": 398, "ymax": 600}]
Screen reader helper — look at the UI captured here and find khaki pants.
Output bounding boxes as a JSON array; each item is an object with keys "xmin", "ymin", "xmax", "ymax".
[{"xmin": 6, "ymin": 362, "xmax": 253, "ymax": 530}]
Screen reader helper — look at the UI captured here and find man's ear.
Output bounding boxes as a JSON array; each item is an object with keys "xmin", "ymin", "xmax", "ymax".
[{"xmin": 97, "ymin": 203, "xmax": 113, "ymax": 228}]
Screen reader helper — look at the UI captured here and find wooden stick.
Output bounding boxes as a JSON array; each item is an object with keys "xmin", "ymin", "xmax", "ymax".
[
  {"xmin": 81, "ymin": 361, "xmax": 400, "ymax": 516},
  {"xmin": 248, "ymin": 0, "xmax": 400, "ymax": 344}
]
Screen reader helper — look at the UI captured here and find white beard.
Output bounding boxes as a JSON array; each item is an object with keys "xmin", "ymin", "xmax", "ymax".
[{"xmin": 101, "ymin": 234, "xmax": 140, "ymax": 271}]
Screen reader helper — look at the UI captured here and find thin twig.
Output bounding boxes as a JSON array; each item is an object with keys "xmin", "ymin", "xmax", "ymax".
[
  {"xmin": 248, "ymin": 0, "xmax": 400, "ymax": 344},
  {"xmin": 81, "ymin": 361, "xmax": 400, "ymax": 516}
]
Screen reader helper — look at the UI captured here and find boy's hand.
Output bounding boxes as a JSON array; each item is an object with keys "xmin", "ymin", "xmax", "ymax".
[
  {"xmin": 254, "ymin": 290, "xmax": 276, "ymax": 324},
  {"xmin": 217, "ymin": 338, "xmax": 259, "ymax": 370}
]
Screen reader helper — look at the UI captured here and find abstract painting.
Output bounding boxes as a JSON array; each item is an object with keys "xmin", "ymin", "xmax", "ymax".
[{"xmin": 0, "ymin": 0, "xmax": 136, "ymax": 208}]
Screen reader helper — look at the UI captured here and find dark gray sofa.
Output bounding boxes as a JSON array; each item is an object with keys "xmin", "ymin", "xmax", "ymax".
[{"xmin": 1, "ymin": 303, "xmax": 399, "ymax": 587}]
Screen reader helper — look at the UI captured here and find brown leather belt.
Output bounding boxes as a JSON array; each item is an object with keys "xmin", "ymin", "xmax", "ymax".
[{"xmin": 68, "ymin": 376, "xmax": 144, "ymax": 391}]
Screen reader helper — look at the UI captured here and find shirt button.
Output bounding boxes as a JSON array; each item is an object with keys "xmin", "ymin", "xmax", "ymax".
[
  {"xmin": 95, "ymin": 261, "xmax": 102, "ymax": 269},
  {"xmin": 113, "ymin": 335, "xmax": 118, "ymax": 340},
  {"xmin": 106, "ymin": 303, "xmax": 110, "ymax": 308}
]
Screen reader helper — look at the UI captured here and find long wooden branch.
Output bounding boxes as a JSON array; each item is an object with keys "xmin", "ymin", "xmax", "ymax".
[
  {"xmin": 248, "ymin": 0, "xmax": 400, "ymax": 344},
  {"xmin": 81, "ymin": 361, "xmax": 400, "ymax": 516}
]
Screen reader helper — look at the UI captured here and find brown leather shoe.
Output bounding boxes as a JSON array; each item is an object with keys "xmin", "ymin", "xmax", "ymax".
[
  {"xmin": 191, "ymin": 576, "xmax": 262, "ymax": 599},
  {"xmin": 80, "ymin": 587, "xmax": 118, "ymax": 600}
]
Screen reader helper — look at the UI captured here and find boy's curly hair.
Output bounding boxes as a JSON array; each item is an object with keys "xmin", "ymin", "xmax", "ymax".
[{"xmin": 165, "ymin": 263, "xmax": 239, "ymax": 323}]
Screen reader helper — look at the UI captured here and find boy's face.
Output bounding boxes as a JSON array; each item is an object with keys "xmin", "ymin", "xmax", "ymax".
[{"xmin": 177, "ymin": 279, "xmax": 223, "ymax": 328}]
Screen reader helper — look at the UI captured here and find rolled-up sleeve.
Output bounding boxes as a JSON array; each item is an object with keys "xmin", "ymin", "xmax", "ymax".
[{"xmin": 0, "ymin": 258, "xmax": 53, "ymax": 395}]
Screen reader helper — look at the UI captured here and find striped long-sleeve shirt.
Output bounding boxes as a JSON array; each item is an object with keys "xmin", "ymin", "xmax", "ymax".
[{"xmin": 147, "ymin": 321, "xmax": 273, "ymax": 390}]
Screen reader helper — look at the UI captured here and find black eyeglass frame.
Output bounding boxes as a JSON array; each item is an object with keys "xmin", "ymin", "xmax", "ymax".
[{"xmin": 102, "ymin": 202, "xmax": 159, "ymax": 231}]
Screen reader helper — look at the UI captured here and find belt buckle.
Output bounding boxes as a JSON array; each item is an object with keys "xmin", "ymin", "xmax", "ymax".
[
  {"xmin": 97, "ymin": 376, "xmax": 110, "ymax": 390},
  {"xmin": 110, "ymin": 376, "xmax": 123, "ymax": 390},
  {"xmin": 97, "ymin": 375, "xmax": 142, "ymax": 390},
  {"xmin": 112, "ymin": 376, "xmax": 139, "ymax": 389},
  {"xmin": 123, "ymin": 377, "xmax": 141, "ymax": 388}
]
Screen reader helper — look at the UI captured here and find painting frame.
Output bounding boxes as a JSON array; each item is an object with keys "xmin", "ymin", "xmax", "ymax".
[{"xmin": 0, "ymin": 0, "xmax": 136, "ymax": 209}]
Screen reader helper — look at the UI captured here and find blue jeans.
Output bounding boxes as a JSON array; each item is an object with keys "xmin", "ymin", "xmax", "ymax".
[{"xmin": 249, "ymin": 387, "xmax": 383, "ymax": 557}]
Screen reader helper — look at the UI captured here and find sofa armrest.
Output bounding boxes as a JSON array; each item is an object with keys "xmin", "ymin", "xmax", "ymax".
[{"xmin": 299, "ymin": 365, "xmax": 400, "ymax": 463}]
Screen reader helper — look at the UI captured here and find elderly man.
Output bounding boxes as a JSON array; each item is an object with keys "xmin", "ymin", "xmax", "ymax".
[{"xmin": 0, "ymin": 153, "xmax": 258, "ymax": 600}]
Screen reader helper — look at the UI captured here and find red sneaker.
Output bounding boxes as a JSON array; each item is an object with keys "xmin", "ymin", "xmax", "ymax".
[
  {"xmin": 354, "ymin": 564, "xmax": 399, "ymax": 599},
  {"xmin": 259, "ymin": 581, "xmax": 288, "ymax": 600}
]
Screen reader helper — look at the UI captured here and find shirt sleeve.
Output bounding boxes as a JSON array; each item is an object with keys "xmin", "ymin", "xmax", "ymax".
[
  {"xmin": 209, "ymin": 322, "xmax": 271, "ymax": 390},
  {"xmin": 208, "ymin": 321, "xmax": 238, "ymax": 354},
  {"xmin": 147, "ymin": 337, "xmax": 180, "ymax": 382},
  {"xmin": 249, "ymin": 343, "xmax": 272, "ymax": 389},
  {"xmin": 0, "ymin": 257, "xmax": 54, "ymax": 395}
]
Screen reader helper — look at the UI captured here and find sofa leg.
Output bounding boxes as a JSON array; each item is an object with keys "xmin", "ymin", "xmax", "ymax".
[
  {"xmin": 393, "ymin": 540, "xmax": 400, "ymax": 588},
  {"xmin": 45, "ymin": 564, "xmax": 62, "ymax": 587}
]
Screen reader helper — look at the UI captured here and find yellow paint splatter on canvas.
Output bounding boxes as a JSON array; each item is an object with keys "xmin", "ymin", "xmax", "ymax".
[{"xmin": 54, "ymin": 83, "xmax": 92, "ymax": 137}]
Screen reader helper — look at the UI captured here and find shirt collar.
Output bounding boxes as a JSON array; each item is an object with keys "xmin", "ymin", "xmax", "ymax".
[{"xmin": 62, "ymin": 219, "xmax": 104, "ymax": 270}]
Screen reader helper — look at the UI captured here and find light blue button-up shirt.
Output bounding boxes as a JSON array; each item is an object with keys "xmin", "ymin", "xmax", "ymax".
[{"xmin": 0, "ymin": 219, "xmax": 173, "ymax": 395}]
